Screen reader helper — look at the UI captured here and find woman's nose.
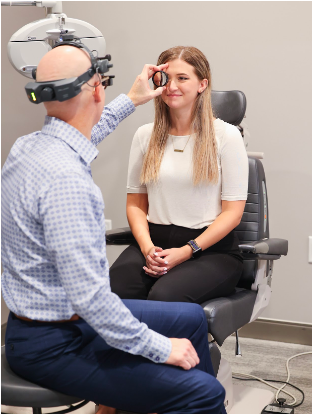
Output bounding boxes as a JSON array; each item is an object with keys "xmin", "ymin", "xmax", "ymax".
[{"xmin": 168, "ymin": 79, "xmax": 178, "ymax": 91}]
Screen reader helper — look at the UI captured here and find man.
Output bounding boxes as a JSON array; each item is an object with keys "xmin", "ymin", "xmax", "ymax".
[{"xmin": 2, "ymin": 45, "xmax": 226, "ymax": 414}]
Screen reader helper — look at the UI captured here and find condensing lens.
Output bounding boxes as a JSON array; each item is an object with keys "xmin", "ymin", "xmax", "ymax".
[{"xmin": 152, "ymin": 71, "xmax": 168, "ymax": 88}]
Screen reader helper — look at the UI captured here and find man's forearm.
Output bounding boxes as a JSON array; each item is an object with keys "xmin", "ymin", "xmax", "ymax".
[{"xmin": 91, "ymin": 94, "xmax": 135, "ymax": 146}]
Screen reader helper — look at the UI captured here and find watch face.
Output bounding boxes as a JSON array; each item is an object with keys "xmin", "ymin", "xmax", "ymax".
[{"xmin": 192, "ymin": 246, "xmax": 202, "ymax": 258}]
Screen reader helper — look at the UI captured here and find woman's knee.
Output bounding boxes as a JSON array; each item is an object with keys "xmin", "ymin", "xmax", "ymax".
[{"xmin": 147, "ymin": 283, "xmax": 189, "ymax": 302}]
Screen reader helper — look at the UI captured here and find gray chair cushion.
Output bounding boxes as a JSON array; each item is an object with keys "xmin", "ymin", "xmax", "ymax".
[
  {"xmin": 209, "ymin": 342, "xmax": 221, "ymax": 377},
  {"xmin": 211, "ymin": 90, "xmax": 246, "ymax": 126},
  {"xmin": 1, "ymin": 346, "xmax": 82, "ymax": 407},
  {"xmin": 202, "ymin": 288, "xmax": 257, "ymax": 346}
]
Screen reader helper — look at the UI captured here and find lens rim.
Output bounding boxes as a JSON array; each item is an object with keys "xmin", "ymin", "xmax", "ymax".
[{"xmin": 152, "ymin": 71, "xmax": 169, "ymax": 88}]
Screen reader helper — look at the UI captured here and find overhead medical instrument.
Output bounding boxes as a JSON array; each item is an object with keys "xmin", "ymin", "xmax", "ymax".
[{"xmin": 4, "ymin": 0, "xmax": 114, "ymax": 103}]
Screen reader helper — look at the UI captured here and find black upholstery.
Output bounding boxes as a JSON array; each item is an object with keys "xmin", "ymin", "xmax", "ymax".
[
  {"xmin": 236, "ymin": 157, "xmax": 269, "ymax": 244},
  {"xmin": 239, "ymin": 238, "xmax": 288, "ymax": 256},
  {"xmin": 202, "ymin": 157, "xmax": 273, "ymax": 344},
  {"xmin": 235, "ymin": 157, "xmax": 269, "ymax": 289},
  {"xmin": 1, "ymin": 346, "xmax": 82, "ymax": 408},
  {"xmin": 211, "ymin": 90, "xmax": 246, "ymax": 126},
  {"xmin": 209, "ymin": 342, "xmax": 221, "ymax": 376},
  {"xmin": 202, "ymin": 288, "xmax": 257, "ymax": 346}
]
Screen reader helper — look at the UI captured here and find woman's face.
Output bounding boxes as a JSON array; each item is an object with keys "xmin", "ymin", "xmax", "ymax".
[{"xmin": 161, "ymin": 59, "xmax": 207, "ymax": 111}]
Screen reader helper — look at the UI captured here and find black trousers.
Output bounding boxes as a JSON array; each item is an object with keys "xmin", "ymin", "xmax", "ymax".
[{"xmin": 110, "ymin": 223, "xmax": 243, "ymax": 304}]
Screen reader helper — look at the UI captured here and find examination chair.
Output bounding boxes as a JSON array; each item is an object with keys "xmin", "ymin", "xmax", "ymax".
[{"xmin": 105, "ymin": 90, "xmax": 289, "ymax": 414}]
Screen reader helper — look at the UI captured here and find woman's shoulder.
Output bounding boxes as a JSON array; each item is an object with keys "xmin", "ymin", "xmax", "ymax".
[
  {"xmin": 132, "ymin": 123, "xmax": 154, "ymax": 153},
  {"xmin": 214, "ymin": 118, "xmax": 243, "ymax": 146},
  {"xmin": 135, "ymin": 123, "xmax": 154, "ymax": 138},
  {"xmin": 133, "ymin": 122, "xmax": 154, "ymax": 153}
]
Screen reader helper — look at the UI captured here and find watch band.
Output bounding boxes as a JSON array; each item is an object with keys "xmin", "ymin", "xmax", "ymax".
[{"xmin": 187, "ymin": 240, "xmax": 202, "ymax": 259}]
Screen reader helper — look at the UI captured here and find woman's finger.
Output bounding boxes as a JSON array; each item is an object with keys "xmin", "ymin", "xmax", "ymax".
[
  {"xmin": 152, "ymin": 255, "xmax": 168, "ymax": 265},
  {"xmin": 143, "ymin": 266, "xmax": 166, "ymax": 278},
  {"xmin": 146, "ymin": 255, "xmax": 164, "ymax": 267},
  {"xmin": 148, "ymin": 263, "xmax": 167, "ymax": 273}
]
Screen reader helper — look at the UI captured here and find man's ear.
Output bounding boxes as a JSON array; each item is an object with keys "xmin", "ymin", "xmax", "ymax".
[{"xmin": 93, "ymin": 85, "xmax": 102, "ymax": 102}]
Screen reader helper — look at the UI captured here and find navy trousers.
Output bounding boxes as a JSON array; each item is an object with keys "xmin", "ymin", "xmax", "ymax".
[{"xmin": 6, "ymin": 300, "xmax": 226, "ymax": 414}]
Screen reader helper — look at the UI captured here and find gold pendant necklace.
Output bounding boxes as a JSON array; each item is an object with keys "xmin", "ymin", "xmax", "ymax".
[{"xmin": 171, "ymin": 135, "xmax": 191, "ymax": 153}]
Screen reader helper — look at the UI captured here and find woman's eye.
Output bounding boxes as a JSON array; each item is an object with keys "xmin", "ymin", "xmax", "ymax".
[{"xmin": 178, "ymin": 77, "xmax": 189, "ymax": 81}]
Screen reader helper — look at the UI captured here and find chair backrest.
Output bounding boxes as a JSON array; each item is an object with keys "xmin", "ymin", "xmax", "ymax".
[
  {"xmin": 211, "ymin": 90, "xmax": 246, "ymax": 126},
  {"xmin": 235, "ymin": 157, "xmax": 270, "ymax": 289},
  {"xmin": 211, "ymin": 90, "xmax": 269, "ymax": 289}
]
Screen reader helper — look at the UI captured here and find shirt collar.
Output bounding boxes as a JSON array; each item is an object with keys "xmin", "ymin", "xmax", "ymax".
[{"xmin": 42, "ymin": 116, "xmax": 99, "ymax": 165}]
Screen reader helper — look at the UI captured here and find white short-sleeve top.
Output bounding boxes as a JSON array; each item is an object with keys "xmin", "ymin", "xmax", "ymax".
[{"xmin": 127, "ymin": 119, "xmax": 249, "ymax": 229}]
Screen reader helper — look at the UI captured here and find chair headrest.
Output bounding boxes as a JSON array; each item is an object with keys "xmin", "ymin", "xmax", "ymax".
[{"xmin": 211, "ymin": 90, "xmax": 246, "ymax": 126}]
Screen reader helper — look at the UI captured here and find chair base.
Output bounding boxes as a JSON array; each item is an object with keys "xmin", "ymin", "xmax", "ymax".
[
  {"xmin": 217, "ymin": 358, "xmax": 274, "ymax": 414},
  {"xmin": 229, "ymin": 384, "xmax": 274, "ymax": 414}
]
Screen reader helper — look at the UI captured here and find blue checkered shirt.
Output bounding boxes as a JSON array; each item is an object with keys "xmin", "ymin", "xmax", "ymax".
[{"xmin": 1, "ymin": 94, "xmax": 171, "ymax": 363}]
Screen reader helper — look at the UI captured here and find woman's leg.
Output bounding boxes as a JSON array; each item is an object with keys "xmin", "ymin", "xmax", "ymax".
[
  {"xmin": 109, "ymin": 244, "xmax": 156, "ymax": 300},
  {"xmin": 147, "ymin": 252, "xmax": 243, "ymax": 303}
]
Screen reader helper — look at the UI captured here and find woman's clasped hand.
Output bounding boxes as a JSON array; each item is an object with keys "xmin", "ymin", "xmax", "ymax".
[{"xmin": 143, "ymin": 245, "xmax": 193, "ymax": 277}]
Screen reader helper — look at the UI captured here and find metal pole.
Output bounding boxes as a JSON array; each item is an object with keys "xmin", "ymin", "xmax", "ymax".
[
  {"xmin": 1, "ymin": 1, "xmax": 37, "ymax": 5},
  {"xmin": 235, "ymin": 330, "xmax": 242, "ymax": 357}
]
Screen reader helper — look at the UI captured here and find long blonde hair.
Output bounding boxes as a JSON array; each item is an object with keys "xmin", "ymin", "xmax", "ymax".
[{"xmin": 140, "ymin": 46, "xmax": 218, "ymax": 186}]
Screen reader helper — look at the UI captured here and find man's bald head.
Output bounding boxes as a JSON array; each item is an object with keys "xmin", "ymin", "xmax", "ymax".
[
  {"xmin": 36, "ymin": 45, "xmax": 92, "ymax": 82},
  {"xmin": 36, "ymin": 45, "xmax": 105, "ymax": 136}
]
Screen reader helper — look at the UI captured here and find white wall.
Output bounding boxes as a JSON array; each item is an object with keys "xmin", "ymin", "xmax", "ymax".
[{"xmin": 1, "ymin": 2, "xmax": 312, "ymax": 325}]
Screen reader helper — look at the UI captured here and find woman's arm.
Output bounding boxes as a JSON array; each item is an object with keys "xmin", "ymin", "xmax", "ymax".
[
  {"xmin": 127, "ymin": 194, "xmax": 167, "ymax": 276},
  {"xmin": 126, "ymin": 193, "xmax": 152, "ymax": 258},
  {"xmin": 158, "ymin": 200, "xmax": 246, "ymax": 270},
  {"xmin": 195, "ymin": 199, "xmax": 245, "ymax": 250}
]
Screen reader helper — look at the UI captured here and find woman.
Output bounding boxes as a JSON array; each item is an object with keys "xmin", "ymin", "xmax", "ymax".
[{"xmin": 110, "ymin": 46, "xmax": 249, "ymax": 304}]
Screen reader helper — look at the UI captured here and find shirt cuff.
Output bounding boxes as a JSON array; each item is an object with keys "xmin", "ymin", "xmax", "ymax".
[
  {"xmin": 221, "ymin": 194, "xmax": 248, "ymax": 201},
  {"xmin": 127, "ymin": 186, "xmax": 148, "ymax": 194},
  {"xmin": 106, "ymin": 94, "xmax": 135, "ymax": 123},
  {"xmin": 141, "ymin": 329, "xmax": 172, "ymax": 363}
]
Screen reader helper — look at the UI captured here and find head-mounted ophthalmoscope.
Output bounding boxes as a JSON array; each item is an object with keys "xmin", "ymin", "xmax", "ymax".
[{"xmin": 25, "ymin": 36, "xmax": 114, "ymax": 104}]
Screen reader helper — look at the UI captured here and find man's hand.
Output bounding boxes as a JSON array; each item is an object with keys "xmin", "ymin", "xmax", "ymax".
[
  {"xmin": 165, "ymin": 338, "xmax": 200, "ymax": 370},
  {"xmin": 127, "ymin": 63, "xmax": 169, "ymax": 107}
]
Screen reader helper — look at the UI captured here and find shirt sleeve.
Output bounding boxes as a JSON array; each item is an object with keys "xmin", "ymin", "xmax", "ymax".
[
  {"xmin": 220, "ymin": 124, "xmax": 249, "ymax": 201},
  {"xmin": 127, "ymin": 128, "xmax": 147, "ymax": 193},
  {"xmin": 91, "ymin": 94, "xmax": 135, "ymax": 146},
  {"xmin": 39, "ymin": 172, "xmax": 171, "ymax": 363}
]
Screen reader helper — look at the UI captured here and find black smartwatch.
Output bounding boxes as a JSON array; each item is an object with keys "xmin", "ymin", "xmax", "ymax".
[{"xmin": 187, "ymin": 240, "xmax": 202, "ymax": 259}]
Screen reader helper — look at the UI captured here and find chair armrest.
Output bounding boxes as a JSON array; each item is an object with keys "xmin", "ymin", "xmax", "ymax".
[
  {"xmin": 106, "ymin": 227, "xmax": 135, "ymax": 245},
  {"xmin": 239, "ymin": 238, "xmax": 288, "ymax": 258}
]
